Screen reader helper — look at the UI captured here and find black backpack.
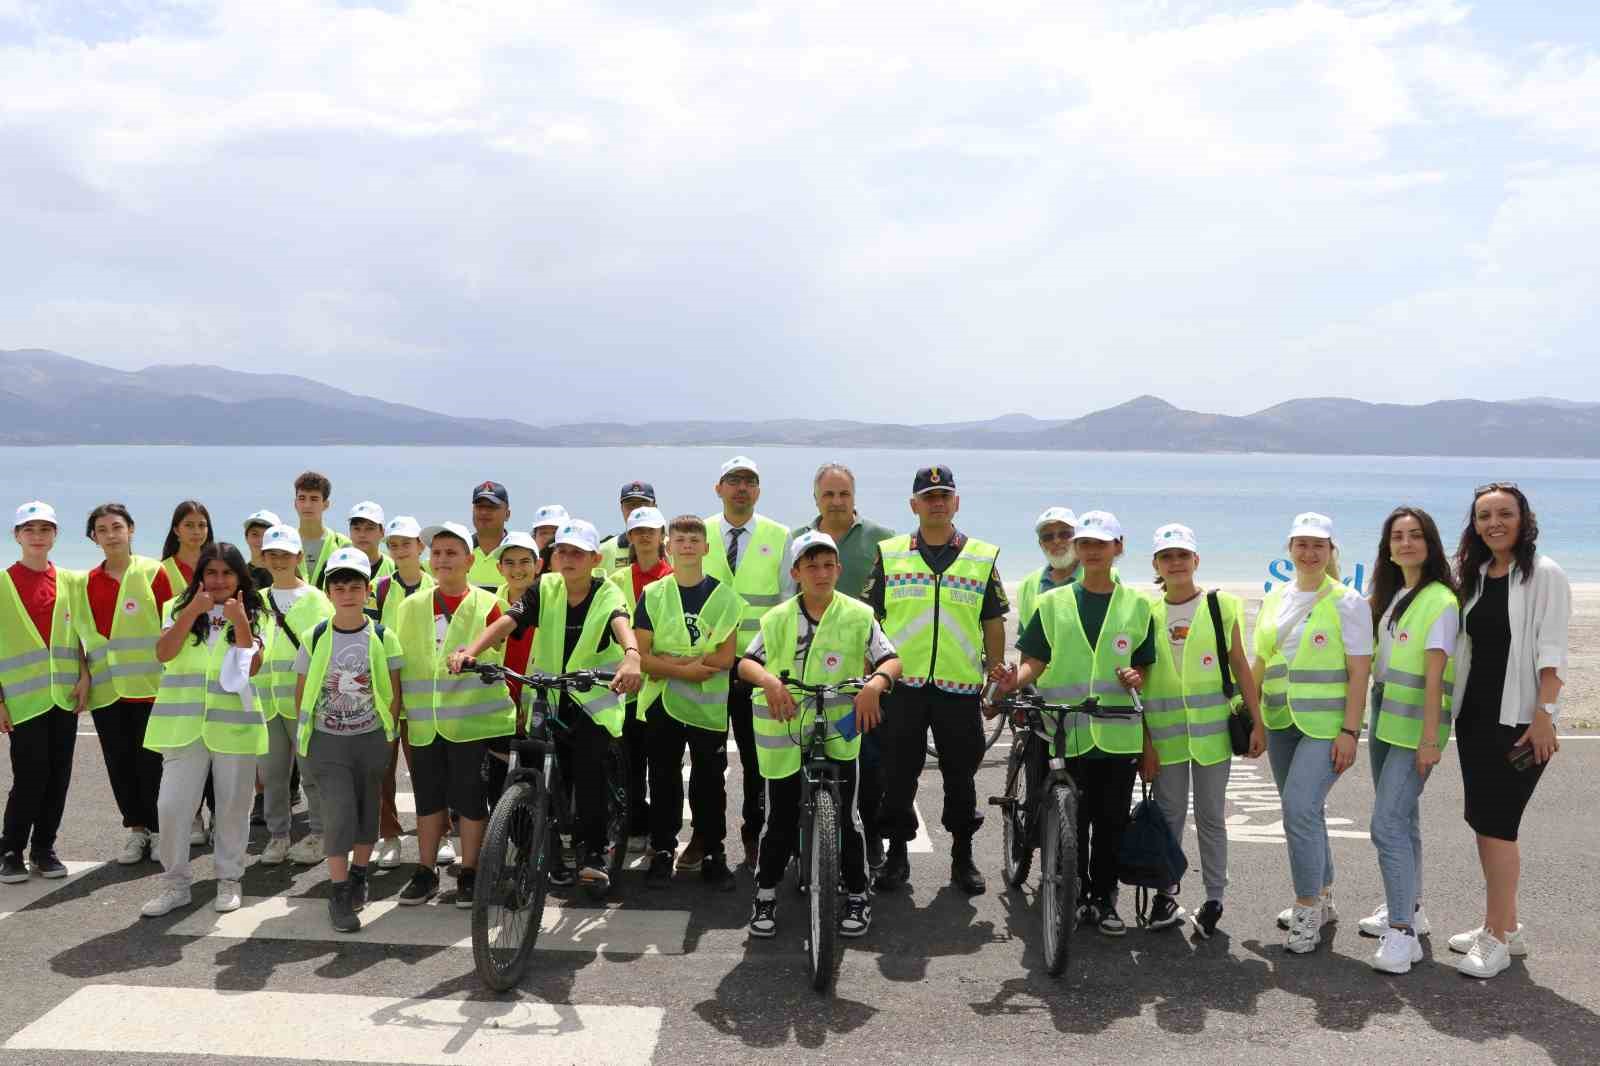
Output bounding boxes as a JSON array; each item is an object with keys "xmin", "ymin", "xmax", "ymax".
[{"xmin": 1117, "ymin": 784, "xmax": 1188, "ymax": 925}]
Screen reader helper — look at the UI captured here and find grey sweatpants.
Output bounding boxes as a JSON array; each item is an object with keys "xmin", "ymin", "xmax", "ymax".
[
  {"xmin": 157, "ymin": 741, "xmax": 256, "ymax": 889},
  {"xmin": 303, "ymin": 729, "xmax": 389, "ymax": 857},
  {"xmin": 262, "ymin": 714, "xmax": 322, "ymax": 837},
  {"xmin": 1151, "ymin": 758, "xmax": 1232, "ymax": 902}
]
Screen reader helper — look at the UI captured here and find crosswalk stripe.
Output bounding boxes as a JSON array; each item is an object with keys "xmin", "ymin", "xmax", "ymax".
[
  {"xmin": 165, "ymin": 894, "xmax": 693, "ymax": 954},
  {"xmin": 0, "ymin": 861, "xmax": 103, "ymax": 923},
  {"xmin": 5, "ymin": 983, "xmax": 664, "ymax": 1065}
]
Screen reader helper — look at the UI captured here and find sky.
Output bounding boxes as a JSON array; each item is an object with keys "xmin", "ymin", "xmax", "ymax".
[{"xmin": 3, "ymin": 0, "xmax": 1598, "ymax": 423}]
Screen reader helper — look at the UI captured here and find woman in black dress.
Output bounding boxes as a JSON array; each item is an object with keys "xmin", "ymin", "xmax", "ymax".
[{"xmin": 1449, "ymin": 483, "xmax": 1570, "ymax": 979}]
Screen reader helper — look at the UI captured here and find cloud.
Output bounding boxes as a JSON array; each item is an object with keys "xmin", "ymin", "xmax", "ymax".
[{"xmin": 1, "ymin": 0, "xmax": 1597, "ymax": 420}]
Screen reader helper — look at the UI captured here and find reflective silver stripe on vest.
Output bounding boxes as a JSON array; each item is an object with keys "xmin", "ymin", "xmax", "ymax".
[
  {"xmin": 1, "ymin": 674, "xmax": 52, "ymax": 697},
  {"xmin": 666, "ymin": 680, "xmax": 727, "ymax": 706},
  {"xmin": 205, "ymin": 709, "xmax": 262, "ymax": 726},
  {"xmin": 1263, "ymin": 663, "xmax": 1288, "ymax": 681},
  {"xmin": 150, "ymin": 701, "xmax": 204, "ymax": 717},
  {"xmin": 1264, "ymin": 693, "xmax": 1287, "ymax": 709},
  {"xmin": 1383, "ymin": 667, "xmax": 1428, "ymax": 689},
  {"xmin": 206, "ymin": 681, "xmax": 242, "ymax": 697},
  {"xmin": 266, "ymin": 658, "xmax": 297, "ymax": 672},
  {"xmin": 1289, "ymin": 697, "xmax": 1346, "ymax": 712},
  {"xmin": 0, "ymin": 648, "xmax": 51, "ymax": 672},
  {"xmin": 754, "ymin": 732, "xmax": 791, "ymax": 749},
  {"xmin": 1288, "ymin": 668, "xmax": 1347, "ymax": 684},
  {"xmin": 1037, "ymin": 682, "xmax": 1090, "ymax": 704},
  {"xmin": 268, "ymin": 685, "xmax": 297, "ymax": 700},
  {"xmin": 429, "ymin": 697, "xmax": 513, "ymax": 720},
  {"xmin": 400, "ymin": 680, "xmax": 434, "ymax": 696},
  {"xmin": 741, "ymin": 593, "xmax": 782, "ymax": 608},
  {"xmin": 161, "ymin": 673, "xmax": 207, "ymax": 688},
  {"xmin": 1147, "ymin": 721, "xmax": 1188, "ymax": 741},
  {"xmin": 582, "ymin": 690, "xmax": 623, "ymax": 717},
  {"xmin": 106, "ymin": 637, "xmax": 157, "ymax": 652},
  {"xmin": 738, "ymin": 619, "xmax": 762, "ymax": 632},
  {"xmin": 879, "ymin": 551, "xmax": 922, "ymax": 561},
  {"xmin": 401, "ymin": 676, "xmax": 483, "ymax": 697},
  {"xmin": 1183, "ymin": 691, "xmax": 1230, "ymax": 709},
  {"xmin": 107, "ymin": 662, "xmax": 162, "ymax": 679},
  {"xmin": 1187, "ymin": 719, "xmax": 1230, "ymax": 738},
  {"xmin": 85, "ymin": 646, "xmax": 109, "ymax": 664},
  {"xmin": 1139, "ymin": 696, "xmax": 1187, "ymax": 713}
]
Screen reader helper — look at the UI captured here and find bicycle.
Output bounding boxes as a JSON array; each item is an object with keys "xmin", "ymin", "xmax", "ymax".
[
  {"xmin": 987, "ymin": 688, "xmax": 1142, "ymax": 976},
  {"xmin": 775, "ymin": 671, "xmax": 872, "ymax": 994},
  {"xmin": 465, "ymin": 662, "xmax": 627, "ymax": 992}
]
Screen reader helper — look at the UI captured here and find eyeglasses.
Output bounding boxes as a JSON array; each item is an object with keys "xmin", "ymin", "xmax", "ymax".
[
  {"xmin": 721, "ymin": 475, "xmax": 758, "ymax": 487},
  {"xmin": 1038, "ymin": 530, "xmax": 1074, "ymax": 544}
]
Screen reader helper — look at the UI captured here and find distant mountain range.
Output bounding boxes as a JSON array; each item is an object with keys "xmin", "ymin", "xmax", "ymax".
[{"xmin": 5, "ymin": 348, "xmax": 1600, "ymax": 457}]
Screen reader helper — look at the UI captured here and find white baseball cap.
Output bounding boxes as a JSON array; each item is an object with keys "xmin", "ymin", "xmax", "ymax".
[
  {"xmin": 1152, "ymin": 523, "xmax": 1199, "ymax": 555},
  {"xmin": 790, "ymin": 529, "xmax": 838, "ymax": 565},
  {"xmin": 494, "ymin": 531, "xmax": 540, "ymax": 560},
  {"xmin": 242, "ymin": 509, "xmax": 282, "ymax": 533},
  {"xmin": 553, "ymin": 519, "xmax": 600, "ymax": 553},
  {"xmin": 720, "ymin": 455, "xmax": 760, "ymax": 480},
  {"xmin": 420, "ymin": 521, "xmax": 473, "ymax": 550},
  {"xmin": 260, "ymin": 524, "xmax": 303, "ymax": 554},
  {"xmin": 531, "ymin": 504, "xmax": 569, "ymax": 531},
  {"xmin": 13, "ymin": 501, "xmax": 57, "ymax": 529},
  {"xmin": 323, "ymin": 546, "xmax": 372, "ymax": 581},
  {"xmin": 1034, "ymin": 507, "xmax": 1077, "ymax": 533},
  {"xmin": 625, "ymin": 506, "xmax": 666, "ymax": 533},
  {"xmin": 347, "ymin": 500, "xmax": 385, "ymax": 526},
  {"xmin": 384, "ymin": 515, "xmax": 423, "ymax": 540},
  {"xmin": 1073, "ymin": 510, "xmax": 1123, "ymax": 543},
  {"xmin": 1289, "ymin": 512, "xmax": 1335, "ymax": 540}
]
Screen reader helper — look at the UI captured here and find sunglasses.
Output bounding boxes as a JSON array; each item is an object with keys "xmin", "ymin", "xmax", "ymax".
[
  {"xmin": 1037, "ymin": 530, "xmax": 1074, "ymax": 544},
  {"xmin": 1474, "ymin": 481, "xmax": 1519, "ymax": 496}
]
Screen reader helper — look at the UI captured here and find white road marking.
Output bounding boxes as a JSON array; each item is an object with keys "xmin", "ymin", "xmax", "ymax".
[
  {"xmin": 0, "ymin": 861, "xmax": 103, "ymax": 922},
  {"xmin": 166, "ymin": 894, "xmax": 691, "ymax": 954},
  {"xmin": 5, "ymin": 984, "xmax": 664, "ymax": 1066},
  {"xmin": 1219, "ymin": 758, "xmax": 1369, "ymax": 844}
]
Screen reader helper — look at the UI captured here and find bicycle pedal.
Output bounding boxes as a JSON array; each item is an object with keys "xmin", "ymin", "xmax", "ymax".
[{"xmin": 986, "ymin": 796, "xmax": 1011, "ymax": 806}]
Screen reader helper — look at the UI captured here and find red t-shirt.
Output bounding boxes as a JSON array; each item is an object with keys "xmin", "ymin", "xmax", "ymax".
[
  {"xmin": 151, "ymin": 559, "xmax": 194, "ymax": 615},
  {"xmin": 504, "ymin": 627, "xmax": 533, "ymax": 707},
  {"xmin": 628, "ymin": 558, "xmax": 673, "ymax": 604},
  {"xmin": 87, "ymin": 563, "xmax": 158, "ymax": 703},
  {"xmin": 435, "ymin": 590, "xmax": 502, "ymax": 632},
  {"xmin": 6, "ymin": 562, "xmax": 55, "ymax": 644}
]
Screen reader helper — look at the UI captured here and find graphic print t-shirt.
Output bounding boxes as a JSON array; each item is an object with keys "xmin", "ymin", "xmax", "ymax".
[{"xmin": 295, "ymin": 623, "xmax": 381, "ymax": 735}]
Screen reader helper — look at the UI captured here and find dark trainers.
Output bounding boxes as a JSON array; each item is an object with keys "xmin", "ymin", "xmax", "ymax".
[
  {"xmin": 548, "ymin": 861, "xmax": 576, "ymax": 888},
  {"xmin": 676, "ymin": 832, "xmax": 706, "ymax": 872},
  {"xmin": 1098, "ymin": 901, "xmax": 1127, "ymax": 936},
  {"xmin": 578, "ymin": 851, "xmax": 610, "ymax": 892},
  {"xmin": 454, "ymin": 868, "xmax": 476, "ymax": 909},
  {"xmin": 748, "ymin": 895, "xmax": 778, "ymax": 938},
  {"xmin": 874, "ymin": 840, "xmax": 910, "ymax": 892},
  {"xmin": 701, "ymin": 854, "xmax": 737, "ymax": 893},
  {"xmin": 1194, "ymin": 899, "xmax": 1225, "ymax": 939},
  {"xmin": 30, "ymin": 852, "xmax": 68, "ymax": 879},
  {"xmin": 646, "ymin": 849, "xmax": 674, "ymax": 889},
  {"xmin": 1148, "ymin": 892, "xmax": 1185, "ymax": 930},
  {"xmin": 839, "ymin": 893, "xmax": 872, "ymax": 938},
  {"xmin": 0, "ymin": 852, "xmax": 27, "ymax": 884},
  {"xmin": 350, "ymin": 871, "xmax": 369, "ymax": 913},
  {"xmin": 1076, "ymin": 895, "xmax": 1101, "ymax": 927},
  {"xmin": 328, "ymin": 881, "xmax": 361, "ymax": 933},
  {"xmin": 396, "ymin": 866, "xmax": 439, "ymax": 906},
  {"xmin": 249, "ymin": 793, "xmax": 266, "ymax": 827},
  {"xmin": 865, "ymin": 834, "xmax": 885, "ymax": 871}
]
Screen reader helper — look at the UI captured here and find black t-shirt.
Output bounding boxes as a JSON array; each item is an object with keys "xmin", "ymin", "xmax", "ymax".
[
  {"xmin": 507, "ymin": 578, "xmax": 626, "ymax": 666},
  {"xmin": 633, "ymin": 575, "xmax": 722, "ymax": 646},
  {"xmin": 864, "ymin": 529, "xmax": 1009, "ymax": 621},
  {"xmin": 1016, "ymin": 585, "xmax": 1156, "ymax": 668},
  {"xmin": 1461, "ymin": 574, "xmax": 1511, "ymax": 721}
]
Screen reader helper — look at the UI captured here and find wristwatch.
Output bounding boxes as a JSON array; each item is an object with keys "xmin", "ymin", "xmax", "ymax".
[
  {"xmin": 1339, "ymin": 727, "xmax": 1360, "ymax": 740},
  {"xmin": 1540, "ymin": 702, "xmax": 1560, "ymax": 724}
]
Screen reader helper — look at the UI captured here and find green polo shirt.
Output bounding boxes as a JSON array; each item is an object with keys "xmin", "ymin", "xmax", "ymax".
[{"xmin": 791, "ymin": 514, "xmax": 897, "ymax": 602}]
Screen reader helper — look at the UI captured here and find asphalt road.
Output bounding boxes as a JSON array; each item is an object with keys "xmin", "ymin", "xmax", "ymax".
[{"xmin": 1, "ymin": 720, "xmax": 1597, "ymax": 1066}]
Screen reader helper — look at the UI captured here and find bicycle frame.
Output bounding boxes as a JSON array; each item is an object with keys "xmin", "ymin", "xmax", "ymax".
[{"xmin": 776, "ymin": 672, "xmax": 870, "ymax": 885}]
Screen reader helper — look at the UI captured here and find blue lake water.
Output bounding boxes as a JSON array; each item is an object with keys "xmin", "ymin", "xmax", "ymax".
[{"xmin": 7, "ymin": 446, "xmax": 1599, "ymax": 586}]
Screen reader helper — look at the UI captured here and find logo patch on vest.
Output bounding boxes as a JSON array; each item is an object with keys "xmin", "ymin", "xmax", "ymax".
[
  {"xmin": 824, "ymin": 652, "xmax": 842, "ymax": 671},
  {"xmin": 1397, "ymin": 631, "xmax": 1411, "ymax": 644},
  {"xmin": 1201, "ymin": 653, "xmax": 1214, "ymax": 667},
  {"xmin": 759, "ymin": 543, "xmax": 773, "ymax": 556},
  {"xmin": 1312, "ymin": 632, "xmax": 1328, "ymax": 648},
  {"xmin": 124, "ymin": 599, "xmax": 139, "ymax": 615},
  {"xmin": 1114, "ymin": 633, "xmax": 1131, "ymax": 654}
]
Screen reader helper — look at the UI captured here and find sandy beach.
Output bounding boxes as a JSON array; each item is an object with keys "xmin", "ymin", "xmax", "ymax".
[{"xmin": 1001, "ymin": 581, "xmax": 1600, "ymax": 728}]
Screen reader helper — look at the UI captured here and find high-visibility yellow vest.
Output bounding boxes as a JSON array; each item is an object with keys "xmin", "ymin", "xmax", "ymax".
[
  {"xmin": 1253, "ymin": 576, "xmax": 1351, "ymax": 740},
  {"xmin": 878, "ymin": 534, "xmax": 998, "ymax": 693},
  {"xmin": 295, "ymin": 620, "xmax": 405, "ymax": 755},
  {"xmin": 159, "ymin": 557, "xmax": 191, "ymax": 599},
  {"xmin": 1017, "ymin": 564, "xmax": 1119, "ymax": 630},
  {"xmin": 1374, "ymin": 582, "xmax": 1458, "ymax": 750},
  {"xmin": 252, "ymin": 586, "xmax": 333, "ymax": 720},
  {"xmin": 396, "ymin": 586, "xmax": 513, "ymax": 745},
  {"xmin": 594, "ymin": 536, "xmax": 633, "ymax": 579},
  {"xmin": 637, "ymin": 575, "xmax": 745, "ymax": 731},
  {"xmin": 752, "ymin": 593, "xmax": 873, "ymax": 778},
  {"xmin": 0, "ymin": 566, "xmax": 80, "ymax": 725},
  {"xmin": 65, "ymin": 557, "xmax": 163, "ymax": 709},
  {"xmin": 469, "ymin": 542, "xmax": 505, "ymax": 592},
  {"xmin": 297, "ymin": 529, "xmax": 352, "ymax": 586},
  {"xmin": 376, "ymin": 571, "xmax": 435, "ymax": 634},
  {"xmin": 1142, "ymin": 591, "xmax": 1241, "ymax": 766},
  {"xmin": 1031, "ymin": 583, "xmax": 1151, "ymax": 755},
  {"xmin": 531, "ymin": 573, "xmax": 628, "ymax": 738},
  {"xmin": 359, "ymin": 554, "xmax": 397, "ymax": 610},
  {"xmin": 143, "ymin": 607, "xmax": 268, "ymax": 755},
  {"xmin": 702, "ymin": 515, "xmax": 789, "ymax": 655}
]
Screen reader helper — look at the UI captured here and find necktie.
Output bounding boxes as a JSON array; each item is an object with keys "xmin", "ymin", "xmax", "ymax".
[{"xmin": 726, "ymin": 526, "xmax": 744, "ymax": 571}]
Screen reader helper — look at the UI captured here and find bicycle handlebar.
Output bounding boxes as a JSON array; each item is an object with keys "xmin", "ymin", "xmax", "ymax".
[
  {"xmin": 999, "ymin": 689, "xmax": 1143, "ymax": 720},
  {"xmin": 776, "ymin": 671, "xmax": 873, "ymax": 698},
  {"xmin": 471, "ymin": 661, "xmax": 617, "ymax": 691}
]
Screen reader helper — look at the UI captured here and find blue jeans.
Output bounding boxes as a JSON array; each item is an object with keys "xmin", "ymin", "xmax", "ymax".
[
  {"xmin": 1266, "ymin": 726, "xmax": 1339, "ymax": 900},
  {"xmin": 1369, "ymin": 719, "xmax": 1427, "ymax": 925}
]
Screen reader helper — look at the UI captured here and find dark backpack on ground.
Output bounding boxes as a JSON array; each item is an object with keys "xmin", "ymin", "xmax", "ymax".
[{"xmin": 1118, "ymin": 784, "xmax": 1188, "ymax": 926}]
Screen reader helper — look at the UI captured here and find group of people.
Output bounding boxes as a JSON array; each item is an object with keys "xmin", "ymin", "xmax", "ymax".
[{"xmin": 0, "ymin": 459, "xmax": 1571, "ymax": 981}]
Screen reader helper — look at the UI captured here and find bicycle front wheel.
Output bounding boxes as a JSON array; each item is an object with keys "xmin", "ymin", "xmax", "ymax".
[
  {"xmin": 472, "ymin": 778, "xmax": 550, "ymax": 992},
  {"xmin": 999, "ymin": 738, "xmax": 1033, "ymax": 889},
  {"xmin": 1039, "ymin": 782, "xmax": 1079, "ymax": 977},
  {"xmin": 806, "ymin": 789, "xmax": 841, "ymax": 993}
]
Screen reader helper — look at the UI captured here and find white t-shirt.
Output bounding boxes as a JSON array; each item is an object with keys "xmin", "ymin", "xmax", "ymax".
[
  {"xmin": 1272, "ymin": 584, "xmax": 1373, "ymax": 663},
  {"xmin": 160, "ymin": 606, "xmax": 262, "ymax": 711},
  {"xmin": 269, "ymin": 585, "xmax": 313, "ymax": 613},
  {"xmin": 1162, "ymin": 591, "xmax": 1204, "ymax": 679},
  {"xmin": 1374, "ymin": 588, "xmax": 1458, "ymax": 677}
]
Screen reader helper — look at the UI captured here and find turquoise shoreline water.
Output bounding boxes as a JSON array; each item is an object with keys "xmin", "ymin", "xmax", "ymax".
[{"xmin": 7, "ymin": 446, "xmax": 1599, "ymax": 585}]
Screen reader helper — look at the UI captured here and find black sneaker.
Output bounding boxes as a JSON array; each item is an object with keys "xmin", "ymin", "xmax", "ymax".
[
  {"xmin": 1076, "ymin": 896, "xmax": 1101, "ymax": 927},
  {"xmin": 701, "ymin": 854, "xmax": 737, "ymax": 893},
  {"xmin": 1148, "ymin": 892, "xmax": 1185, "ymax": 931},
  {"xmin": 0, "ymin": 852, "xmax": 27, "ymax": 884},
  {"xmin": 1193, "ymin": 899, "xmax": 1224, "ymax": 939},
  {"xmin": 548, "ymin": 861, "xmax": 576, "ymax": 888},
  {"xmin": 30, "ymin": 852, "xmax": 68, "ymax": 879},
  {"xmin": 249, "ymin": 793, "xmax": 266, "ymax": 827},
  {"xmin": 873, "ymin": 840, "xmax": 910, "ymax": 892},
  {"xmin": 839, "ymin": 893, "xmax": 872, "ymax": 938},
  {"xmin": 865, "ymin": 835, "xmax": 885, "ymax": 871},
  {"xmin": 396, "ymin": 866, "xmax": 439, "ymax": 906},
  {"xmin": 646, "ymin": 849, "xmax": 674, "ymax": 889},
  {"xmin": 454, "ymin": 868, "xmax": 476, "ymax": 909},
  {"xmin": 748, "ymin": 895, "xmax": 778, "ymax": 938},
  {"xmin": 350, "ymin": 871, "xmax": 369, "ymax": 913},
  {"xmin": 578, "ymin": 850, "xmax": 610, "ymax": 892},
  {"xmin": 328, "ymin": 880, "xmax": 361, "ymax": 933},
  {"xmin": 1098, "ymin": 900, "xmax": 1127, "ymax": 936}
]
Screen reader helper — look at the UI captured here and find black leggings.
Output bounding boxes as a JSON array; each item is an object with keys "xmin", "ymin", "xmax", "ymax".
[
  {"xmin": 555, "ymin": 706, "xmax": 618, "ymax": 855},
  {"xmin": 1, "ymin": 708, "xmax": 76, "ymax": 858},
  {"xmin": 91, "ymin": 699, "xmax": 162, "ymax": 829}
]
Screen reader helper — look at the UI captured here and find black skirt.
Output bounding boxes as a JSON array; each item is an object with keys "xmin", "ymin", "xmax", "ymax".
[{"xmin": 1457, "ymin": 574, "xmax": 1545, "ymax": 842}]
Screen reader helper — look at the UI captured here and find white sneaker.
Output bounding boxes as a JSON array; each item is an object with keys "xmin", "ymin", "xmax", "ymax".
[
  {"xmin": 260, "ymin": 837, "xmax": 291, "ymax": 865},
  {"xmin": 140, "ymin": 886, "xmax": 191, "ymax": 918},
  {"xmin": 1359, "ymin": 903, "xmax": 1431, "ymax": 938},
  {"xmin": 1458, "ymin": 931, "xmax": 1512, "ymax": 978},
  {"xmin": 374, "ymin": 837, "xmax": 403, "ymax": 869},
  {"xmin": 1370, "ymin": 927, "xmax": 1424, "ymax": 974},
  {"xmin": 214, "ymin": 879, "xmax": 243, "ymax": 913},
  {"xmin": 1278, "ymin": 892, "xmax": 1337, "ymax": 931},
  {"xmin": 435, "ymin": 837, "xmax": 458, "ymax": 866},
  {"xmin": 118, "ymin": 829, "xmax": 151, "ymax": 865},
  {"xmin": 189, "ymin": 815, "xmax": 210, "ymax": 847},
  {"xmin": 1285, "ymin": 904, "xmax": 1323, "ymax": 954},
  {"xmin": 147, "ymin": 832, "xmax": 160, "ymax": 861},
  {"xmin": 287, "ymin": 834, "xmax": 325, "ymax": 866},
  {"xmin": 1449, "ymin": 923, "xmax": 1527, "ymax": 957}
]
